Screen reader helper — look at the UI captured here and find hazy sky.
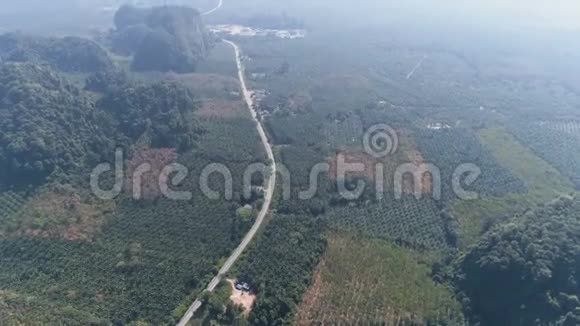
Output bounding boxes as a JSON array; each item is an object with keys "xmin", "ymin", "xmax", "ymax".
[
  {"xmin": 1, "ymin": 0, "xmax": 578, "ymax": 29},
  {"xmin": 456, "ymin": 0, "xmax": 580, "ymax": 30}
]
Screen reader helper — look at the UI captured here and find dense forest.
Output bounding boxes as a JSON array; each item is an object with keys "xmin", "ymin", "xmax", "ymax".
[
  {"xmin": 0, "ymin": 60, "xmax": 202, "ymax": 188},
  {"xmin": 0, "ymin": 33, "xmax": 113, "ymax": 72},
  {"xmin": 0, "ymin": 62, "xmax": 116, "ymax": 187},
  {"xmin": 456, "ymin": 197, "xmax": 580, "ymax": 325}
]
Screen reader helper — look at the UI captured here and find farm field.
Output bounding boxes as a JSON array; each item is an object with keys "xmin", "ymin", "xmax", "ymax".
[
  {"xmin": 235, "ymin": 214, "xmax": 326, "ymax": 325},
  {"xmin": 0, "ymin": 38, "xmax": 266, "ymax": 324},
  {"xmin": 0, "ymin": 191, "xmax": 27, "ymax": 224},
  {"xmin": 414, "ymin": 128, "xmax": 528, "ymax": 201},
  {"xmin": 509, "ymin": 121, "xmax": 580, "ymax": 189},
  {"xmin": 323, "ymin": 196, "xmax": 449, "ymax": 250},
  {"xmin": 229, "ymin": 21, "xmax": 580, "ymax": 324},
  {"xmin": 540, "ymin": 120, "xmax": 580, "ymax": 137},
  {"xmin": 295, "ymin": 232, "xmax": 464, "ymax": 325},
  {"xmin": 452, "ymin": 128, "xmax": 576, "ymax": 247},
  {"xmin": 2, "ymin": 0, "xmax": 580, "ymax": 325}
]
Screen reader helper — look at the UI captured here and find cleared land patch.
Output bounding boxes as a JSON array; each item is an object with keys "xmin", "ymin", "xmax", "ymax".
[
  {"xmin": 227, "ymin": 279, "xmax": 255, "ymax": 315},
  {"xmin": 1, "ymin": 186, "xmax": 113, "ymax": 241},
  {"xmin": 196, "ymin": 99, "xmax": 245, "ymax": 118},
  {"xmin": 400, "ymin": 129, "xmax": 433, "ymax": 195},
  {"xmin": 126, "ymin": 148, "xmax": 178, "ymax": 200},
  {"xmin": 295, "ymin": 232, "xmax": 463, "ymax": 325},
  {"xmin": 167, "ymin": 73, "xmax": 241, "ymax": 100},
  {"xmin": 327, "ymin": 150, "xmax": 379, "ymax": 183}
]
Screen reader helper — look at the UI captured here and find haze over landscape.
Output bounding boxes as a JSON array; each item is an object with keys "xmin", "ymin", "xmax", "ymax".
[{"xmin": 0, "ymin": 1, "xmax": 579, "ymax": 325}]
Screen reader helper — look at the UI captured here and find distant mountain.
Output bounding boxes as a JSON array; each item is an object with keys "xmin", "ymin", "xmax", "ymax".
[
  {"xmin": 0, "ymin": 33, "xmax": 114, "ymax": 73},
  {"xmin": 0, "ymin": 61, "xmax": 201, "ymax": 188},
  {"xmin": 110, "ymin": 5, "xmax": 213, "ymax": 73}
]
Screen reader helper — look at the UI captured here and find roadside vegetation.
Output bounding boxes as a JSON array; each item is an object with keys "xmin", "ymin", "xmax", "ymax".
[{"xmin": 236, "ymin": 214, "xmax": 327, "ymax": 325}]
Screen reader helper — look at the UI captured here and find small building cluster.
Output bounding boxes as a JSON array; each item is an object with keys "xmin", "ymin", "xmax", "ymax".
[{"xmin": 235, "ymin": 280, "xmax": 251, "ymax": 292}]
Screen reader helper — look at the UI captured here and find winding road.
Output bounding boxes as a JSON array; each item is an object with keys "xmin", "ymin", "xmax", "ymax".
[
  {"xmin": 406, "ymin": 55, "xmax": 427, "ymax": 80},
  {"xmin": 176, "ymin": 39, "xmax": 277, "ymax": 326},
  {"xmin": 200, "ymin": 0, "xmax": 223, "ymax": 16}
]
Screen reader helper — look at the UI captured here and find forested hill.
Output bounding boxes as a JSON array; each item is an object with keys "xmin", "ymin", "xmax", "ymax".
[
  {"xmin": 110, "ymin": 5, "xmax": 213, "ymax": 73},
  {"xmin": 0, "ymin": 62, "xmax": 106, "ymax": 186},
  {"xmin": 0, "ymin": 62, "xmax": 202, "ymax": 188},
  {"xmin": 0, "ymin": 14, "xmax": 266, "ymax": 323},
  {"xmin": 0, "ymin": 33, "xmax": 113, "ymax": 73},
  {"xmin": 456, "ymin": 196, "xmax": 580, "ymax": 325}
]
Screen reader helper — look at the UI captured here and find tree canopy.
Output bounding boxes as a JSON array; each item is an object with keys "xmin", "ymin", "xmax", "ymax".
[
  {"xmin": 0, "ymin": 33, "xmax": 113, "ymax": 73},
  {"xmin": 456, "ymin": 197, "xmax": 580, "ymax": 326},
  {"xmin": 0, "ymin": 62, "xmax": 106, "ymax": 186},
  {"xmin": 97, "ymin": 78, "xmax": 204, "ymax": 151},
  {"xmin": 0, "ymin": 62, "xmax": 201, "ymax": 188}
]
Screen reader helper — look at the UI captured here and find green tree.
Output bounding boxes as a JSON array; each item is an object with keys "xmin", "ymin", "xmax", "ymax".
[{"xmin": 456, "ymin": 197, "xmax": 580, "ymax": 325}]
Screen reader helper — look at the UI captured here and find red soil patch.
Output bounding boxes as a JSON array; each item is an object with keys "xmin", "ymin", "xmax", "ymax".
[
  {"xmin": 126, "ymin": 148, "xmax": 178, "ymax": 200},
  {"xmin": 6, "ymin": 187, "xmax": 113, "ymax": 241},
  {"xmin": 196, "ymin": 99, "xmax": 244, "ymax": 118},
  {"xmin": 165, "ymin": 72, "xmax": 240, "ymax": 97},
  {"xmin": 399, "ymin": 130, "xmax": 433, "ymax": 195},
  {"xmin": 295, "ymin": 262, "xmax": 326, "ymax": 325},
  {"xmin": 286, "ymin": 91, "xmax": 312, "ymax": 112},
  {"xmin": 327, "ymin": 151, "xmax": 380, "ymax": 182}
]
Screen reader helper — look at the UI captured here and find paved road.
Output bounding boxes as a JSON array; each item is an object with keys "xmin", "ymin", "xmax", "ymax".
[
  {"xmin": 406, "ymin": 55, "xmax": 427, "ymax": 80},
  {"xmin": 200, "ymin": 0, "xmax": 223, "ymax": 16},
  {"xmin": 176, "ymin": 40, "xmax": 277, "ymax": 326}
]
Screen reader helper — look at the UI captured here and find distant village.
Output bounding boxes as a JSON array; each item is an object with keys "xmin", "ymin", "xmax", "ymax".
[{"xmin": 209, "ymin": 24, "xmax": 306, "ymax": 39}]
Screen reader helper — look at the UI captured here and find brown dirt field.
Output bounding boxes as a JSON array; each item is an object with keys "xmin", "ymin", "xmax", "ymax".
[
  {"xmin": 227, "ymin": 279, "xmax": 256, "ymax": 315},
  {"xmin": 165, "ymin": 72, "xmax": 240, "ymax": 98},
  {"xmin": 286, "ymin": 91, "xmax": 312, "ymax": 112},
  {"xmin": 399, "ymin": 130, "xmax": 433, "ymax": 195},
  {"xmin": 295, "ymin": 263, "xmax": 326, "ymax": 325},
  {"xmin": 195, "ymin": 99, "xmax": 245, "ymax": 118},
  {"xmin": 295, "ymin": 233, "xmax": 462, "ymax": 325},
  {"xmin": 126, "ymin": 148, "xmax": 178, "ymax": 200},
  {"xmin": 5, "ymin": 187, "xmax": 114, "ymax": 241},
  {"xmin": 327, "ymin": 150, "xmax": 380, "ymax": 182}
]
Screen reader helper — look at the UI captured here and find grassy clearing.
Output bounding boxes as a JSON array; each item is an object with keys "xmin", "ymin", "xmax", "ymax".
[
  {"xmin": 295, "ymin": 232, "xmax": 464, "ymax": 325},
  {"xmin": 1, "ymin": 186, "xmax": 113, "ymax": 241},
  {"xmin": 453, "ymin": 128, "xmax": 575, "ymax": 248}
]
